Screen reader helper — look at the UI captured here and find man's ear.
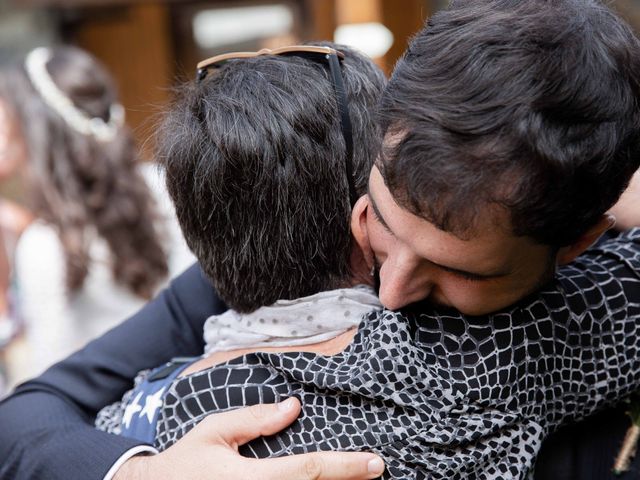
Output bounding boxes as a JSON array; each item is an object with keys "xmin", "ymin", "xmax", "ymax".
[
  {"xmin": 556, "ymin": 214, "xmax": 616, "ymax": 265},
  {"xmin": 350, "ymin": 195, "xmax": 374, "ymax": 273}
]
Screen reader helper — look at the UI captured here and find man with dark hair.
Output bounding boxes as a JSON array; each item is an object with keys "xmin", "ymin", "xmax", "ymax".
[
  {"xmin": 94, "ymin": 41, "xmax": 392, "ymax": 456},
  {"xmin": 362, "ymin": 0, "xmax": 640, "ymax": 315},
  {"xmin": 346, "ymin": 1, "xmax": 640, "ymax": 476},
  {"xmin": 3, "ymin": 0, "xmax": 640, "ymax": 479},
  {"xmin": 161, "ymin": 43, "xmax": 383, "ymax": 314},
  {"xmin": 96, "ymin": 18, "xmax": 640, "ymax": 479}
]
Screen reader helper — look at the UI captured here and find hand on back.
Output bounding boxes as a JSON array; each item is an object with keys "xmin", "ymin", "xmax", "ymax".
[{"xmin": 115, "ymin": 398, "xmax": 385, "ymax": 480}]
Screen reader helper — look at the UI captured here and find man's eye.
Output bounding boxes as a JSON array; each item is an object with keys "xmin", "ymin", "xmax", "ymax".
[
  {"xmin": 444, "ymin": 268, "xmax": 486, "ymax": 282},
  {"xmin": 458, "ymin": 272, "xmax": 484, "ymax": 282}
]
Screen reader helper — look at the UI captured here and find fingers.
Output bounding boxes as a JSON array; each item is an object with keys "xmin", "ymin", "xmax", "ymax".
[
  {"xmin": 202, "ymin": 398, "xmax": 302, "ymax": 447},
  {"xmin": 247, "ymin": 451, "xmax": 385, "ymax": 480},
  {"xmin": 173, "ymin": 400, "xmax": 385, "ymax": 480}
]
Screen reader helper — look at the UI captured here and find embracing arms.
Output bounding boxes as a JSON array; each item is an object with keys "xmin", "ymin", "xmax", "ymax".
[
  {"xmin": 0, "ymin": 264, "xmax": 383, "ymax": 480},
  {"xmin": 0, "ymin": 264, "xmax": 217, "ymax": 479}
]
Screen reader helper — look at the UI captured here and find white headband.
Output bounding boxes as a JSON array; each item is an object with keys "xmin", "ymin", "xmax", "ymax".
[{"xmin": 24, "ymin": 47, "xmax": 125, "ymax": 142}]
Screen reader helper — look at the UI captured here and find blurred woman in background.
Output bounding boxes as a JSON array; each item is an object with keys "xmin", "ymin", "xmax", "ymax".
[{"xmin": 0, "ymin": 45, "xmax": 192, "ymax": 390}]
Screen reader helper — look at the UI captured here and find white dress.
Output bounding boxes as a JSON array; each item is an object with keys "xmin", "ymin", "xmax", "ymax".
[{"xmin": 8, "ymin": 163, "xmax": 194, "ymax": 386}]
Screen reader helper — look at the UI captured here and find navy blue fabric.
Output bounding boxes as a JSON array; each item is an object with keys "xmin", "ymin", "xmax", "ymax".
[
  {"xmin": 0, "ymin": 263, "xmax": 226, "ymax": 480},
  {"xmin": 0, "ymin": 261, "xmax": 636, "ymax": 479},
  {"xmin": 535, "ymin": 407, "xmax": 640, "ymax": 479},
  {"xmin": 120, "ymin": 360, "xmax": 195, "ymax": 444}
]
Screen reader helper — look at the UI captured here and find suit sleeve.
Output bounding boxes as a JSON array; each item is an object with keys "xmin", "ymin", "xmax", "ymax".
[{"xmin": 0, "ymin": 263, "xmax": 226, "ymax": 480}]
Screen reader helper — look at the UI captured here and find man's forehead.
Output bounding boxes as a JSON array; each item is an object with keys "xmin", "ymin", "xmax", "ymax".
[
  {"xmin": 367, "ymin": 166, "xmax": 531, "ymax": 273},
  {"xmin": 368, "ymin": 165, "xmax": 512, "ymax": 237}
]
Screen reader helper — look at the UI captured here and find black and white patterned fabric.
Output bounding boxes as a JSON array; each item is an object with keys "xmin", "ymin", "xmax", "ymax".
[{"xmin": 98, "ymin": 229, "xmax": 640, "ymax": 479}]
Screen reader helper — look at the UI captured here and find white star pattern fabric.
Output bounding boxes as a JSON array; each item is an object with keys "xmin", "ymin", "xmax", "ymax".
[
  {"xmin": 121, "ymin": 392, "xmax": 142, "ymax": 430},
  {"xmin": 98, "ymin": 362, "xmax": 193, "ymax": 443},
  {"xmin": 140, "ymin": 387, "xmax": 165, "ymax": 423}
]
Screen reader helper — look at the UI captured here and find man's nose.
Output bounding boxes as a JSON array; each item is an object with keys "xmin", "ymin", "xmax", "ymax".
[{"xmin": 377, "ymin": 256, "xmax": 431, "ymax": 310}]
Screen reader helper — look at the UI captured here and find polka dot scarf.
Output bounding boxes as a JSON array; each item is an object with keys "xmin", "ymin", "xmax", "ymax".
[{"xmin": 202, "ymin": 285, "xmax": 382, "ymax": 355}]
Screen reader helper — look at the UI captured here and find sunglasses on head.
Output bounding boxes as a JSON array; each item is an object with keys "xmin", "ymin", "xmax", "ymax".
[{"xmin": 196, "ymin": 45, "xmax": 358, "ymax": 208}]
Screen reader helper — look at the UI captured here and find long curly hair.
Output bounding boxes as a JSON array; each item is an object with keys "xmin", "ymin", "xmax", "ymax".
[{"xmin": 0, "ymin": 45, "xmax": 168, "ymax": 298}]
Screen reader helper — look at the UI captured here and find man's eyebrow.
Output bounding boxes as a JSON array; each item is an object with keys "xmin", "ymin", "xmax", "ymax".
[
  {"xmin": 367, "ymin": 182, "xmax": 509, "ymax": 279},
  {"xmin": 367, "ymin": 187, "xmax": 392, "ymax": 232},
  {"xmin": 369, "ymin": 189, "xmax": 509, "ymax": 278}
]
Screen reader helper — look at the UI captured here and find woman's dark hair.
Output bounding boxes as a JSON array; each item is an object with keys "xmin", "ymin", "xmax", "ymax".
[
  {"xmin": 0, "ymin": 46, "xmax": 168, "ymax": 298},
  {"xmin": 158, "ymin": 42, "xmax": 385, "ymax": 312},
  {"xmin": 380, "ymin": 0, "xmax": 640, "ymax": 246}
]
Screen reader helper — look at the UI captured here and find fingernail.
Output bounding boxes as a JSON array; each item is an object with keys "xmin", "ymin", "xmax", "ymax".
[
  {"xmin": 278, "ymin": 398, "xmax": 296, "ymax": 411},
  {"xmin": 367, "ymin": 456, "xmax": 384, "ymax": 475}
]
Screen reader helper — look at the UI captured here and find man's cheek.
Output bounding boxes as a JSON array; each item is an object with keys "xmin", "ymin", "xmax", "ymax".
[
  {"xmin": 441, "ymin": 283, "xmax": 494, "ymax": 314},
  {"xmin": 369, "ymin": 235, "xmax": 390, "ymax": 264}
]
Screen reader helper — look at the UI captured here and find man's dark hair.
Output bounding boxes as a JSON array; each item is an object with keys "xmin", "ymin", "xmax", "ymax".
[
  {"xmin": 158, "ymin": 43, "xmax": 385, "ymax": 312},
  {"xmin": 380, "ymin": 0, "xmax": 640, "ymax": 246}
]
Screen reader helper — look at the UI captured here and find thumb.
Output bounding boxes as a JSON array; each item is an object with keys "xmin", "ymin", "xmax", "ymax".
[{"xmin": 202, "ymin": 398, "xmax": 302, "ymax": 448}]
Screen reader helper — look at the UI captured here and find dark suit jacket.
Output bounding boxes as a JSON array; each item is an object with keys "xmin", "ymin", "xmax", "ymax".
[
  {"xmin": 0, "ymin": 264, "xmax": 226, "ymax": 480},
  {"xmin": 0, "ymin": 263, "xmax": 636, "ymax": 479}
]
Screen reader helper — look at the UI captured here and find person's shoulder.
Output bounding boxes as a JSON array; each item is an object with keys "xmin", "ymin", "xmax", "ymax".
[
  {"xmin": 619, "ymin": 227, "xmax": 640, "ymax": 241},
  {"xmin": 136, "ymin": 161, "xmax": 196, "ymax": 276},
  {"xmin": 566, "ymin": 227, "xmax": 640, "ymax": 289},
  {"xmin": 599, "ymin": 227, "xmax": 640, "ymax": 243},
  {"xmin": 15, "ymin": 220, "xmax": 63, "ymax": 260},
  {"xmin": 138, "ymin": 161, "xmax": 164, "ymax": 190},
  {"xmin": 137, "ymin": 161, "xmax": 169, "ymax": 208},
  {"xmin": 591, "ymin": 227, "xmax": 640, "ymax": 259},
  {"xmin": 14, "ymin": 220, "xmax": 67, "ymax": 299},
  {"xmin": 356, "ymin": 308, "xmax": 415, "ymax": 343}
]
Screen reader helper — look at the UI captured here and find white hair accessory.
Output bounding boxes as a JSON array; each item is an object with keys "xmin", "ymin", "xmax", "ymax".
[{"xmin": 24, "ymin": 47, "xmax": 125, "ymax": 142}]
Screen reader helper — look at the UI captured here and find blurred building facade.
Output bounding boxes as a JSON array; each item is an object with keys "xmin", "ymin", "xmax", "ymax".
[
  {"xmin": 0, "ymin": 0, "xmax": 442, "ymax": 156},
  {"xmin": 4, "ymin": 0, "xmax": 639, "ymax": 156}
]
